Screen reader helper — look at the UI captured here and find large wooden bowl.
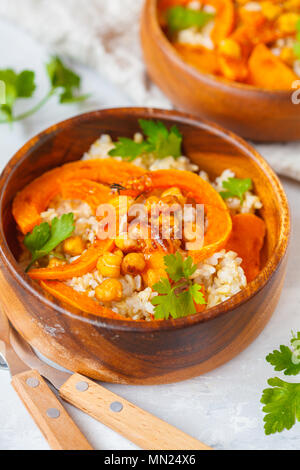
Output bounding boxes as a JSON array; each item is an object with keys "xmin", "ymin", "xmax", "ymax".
[
  {"xmin": 141, "ymin": 0, "xmax": 300, "ymax": 142},
  {"xmin": 0, "ymin": 108, "xmax": 290, "ymax": 384}
]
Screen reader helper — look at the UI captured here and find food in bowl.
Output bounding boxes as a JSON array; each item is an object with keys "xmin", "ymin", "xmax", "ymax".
[
  {"xmin": 12, "ymin": 119, "xmax": 266, "ymax": 322},
  {"xmin": 158, "ymin": 0, "xmax": 300, "ymax": 89}
]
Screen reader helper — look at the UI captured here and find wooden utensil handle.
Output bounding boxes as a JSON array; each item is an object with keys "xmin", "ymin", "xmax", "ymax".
[
  {"xmin": 12, "ymin": 370, "xmax": 92, "ymax": 450},
  {"xmin": 60, "ymin": 373, "xmax": 211, "ymax": 450}
]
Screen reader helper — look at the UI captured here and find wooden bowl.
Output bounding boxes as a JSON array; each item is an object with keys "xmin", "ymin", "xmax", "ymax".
[
  {"xmin": 0, "ymin": 108, "xmax": 290, "ymax": 384},
  {"xmin": 141, "ymin": 0, "xmax": 300, "ymax": 142}
]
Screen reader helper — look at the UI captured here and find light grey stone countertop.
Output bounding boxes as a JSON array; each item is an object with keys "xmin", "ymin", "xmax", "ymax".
[{"xmin": 0, "ymin": 19, "xmax": 299, "ymax": 451}]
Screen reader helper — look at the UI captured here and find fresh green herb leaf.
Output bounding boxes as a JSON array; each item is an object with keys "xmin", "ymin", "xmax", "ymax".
[
  {"xmin": 0, "ymin": 57, "xmax": 88, "ymax": 125},
  {"xmin": 46, "ymin": 56, "xmax": 88, "ymax": 104},
  {"xmin": 262, "ymin": 331, "xmax": 300, "ymax": 435},
  {"xmin": 220, "ymin": 177, "xmax": 253, "ymax": 203},
  {"xmin": 0, "ymin": 69, "xmax": 36, "ymax": 121},
  {"xmin": 151, "ymin": 253, "xmax": 206, "ymax": 320},
  {"xmin": 266, "ymin": 332, "xmax": 300, "ymax": 376},
  {"xmin": 24, "ymin": 222, "xmax": 51, "ymax": 255},
  {"xmin": 164, "ymin": 253, "xmax": 197, "ymax": 282},
  {"xmin": 109, "ymin": 120, "xmax": 183, "ymax": 161},
  {"xmin": 109, "ymin": 138, "xmax": 150, "ymax": 161},
  {"xmin": 261, "ymin": 378, "xmax": 300, "ymax": 435},
  {"xmin": 25, "ymin": 213, "xmax": 75, "ymax": 271},
  {"xmin": 166, "ymin": 6, "xmax": 214, "ymax": 34}
]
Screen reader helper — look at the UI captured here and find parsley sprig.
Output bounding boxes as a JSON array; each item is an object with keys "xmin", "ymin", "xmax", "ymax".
[
  {"xmin": 151, "ymin": 252, "xmax": 206, "ymax": 320},
  {"xmin": 166, "ymin": 6, "xmax": 214, "ymax": 34},
  {"xmin": 294, "ymin": 19, "xmax": 300, "ymax": 59},
  {"xmin": 0, "ymin": 56, "xmax": 88, "ymax": 124},
  {"xmin": 261, "ymin": 332, "xmax": 300, "ymax": 435},
  {"xmin": 109, "ymin": 119, "xmax": 183, "ymax": 161},
  {"xmin": 220, "ymin": 177, "xmax": 253, "ymax": 204},
  {"xmin": 24, "ymin": 213, "xmax": 75, "ymax": 272}
]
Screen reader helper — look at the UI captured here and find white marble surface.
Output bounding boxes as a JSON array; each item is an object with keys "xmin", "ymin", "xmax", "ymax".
[{"xmin": 1, "ymin": 19, "xmax": 300, "ymax": 451}]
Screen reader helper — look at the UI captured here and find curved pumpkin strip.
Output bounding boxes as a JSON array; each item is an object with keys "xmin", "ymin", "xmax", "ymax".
[
  {"xmin": 225, "ymin": 213, "xmax": 266, "ymax": 282},
  {"xmin": 128, "ymin": 169, "xmax": 232, "ymax": 263},
  {"xmin": 60, "ymin": 179, "xmax": 112, "ymax": 213},
  {"xmin": 29, "ymin": 239, "xmax": 114, "ymax": 281},
  {"xmin": 208, "ymin": 0, "xmax": 235, "ymax": 45},
  {"xmin": 13, "ymin": 159, "xmax": 145, "ymax": 235},
  {"xmin": 173, "ymin": 43, "xmax": 220, "ymax": 75},
  {"xmin": 248, "ymin": 44, "xmax": 298, "ymax": 90},
  {"xmin": 41, "ymin": 280, "xmax": 128, "ymax": 320}
]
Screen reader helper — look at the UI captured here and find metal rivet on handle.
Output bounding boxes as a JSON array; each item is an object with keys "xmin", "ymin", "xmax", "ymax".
[
  {"xmin": 26, "ymin": 377, "xmax": 39, "ymax": 388},
  {"xmin": 110, "ymin": 401, "xmax": 123, "ymax": 413},
  {"xmin": 47, "ymin": 408, "xmax": 60, "ymax": 419},
  {"xmin": 76, "ymin": 381, "xmax": 89, "ymax": 392}
]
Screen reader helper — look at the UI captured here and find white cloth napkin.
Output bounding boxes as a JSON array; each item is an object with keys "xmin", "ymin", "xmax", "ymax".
[{"xmin": 0, "ymin": 0, "xmax": 299, "ymax": 180}]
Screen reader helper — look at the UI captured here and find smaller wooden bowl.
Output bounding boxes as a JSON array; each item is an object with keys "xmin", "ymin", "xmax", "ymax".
[
  {"xmin": 0, "ymin": 108, "xmax": 290, "ymax": 384},
  {"xmin": 141, "ymin": 0, "xmax": 300, "ymax": 142}
]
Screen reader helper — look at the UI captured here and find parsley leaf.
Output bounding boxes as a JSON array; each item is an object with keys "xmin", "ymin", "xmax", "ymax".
[
  {"xmin": 151, "ymin": 253, "xmax": 206, "ymax": 320},
  {"xmin": 262, "ymin": 332, "xmax": 300, "ymax": 435},
  {"xmin": 24, "ymin": 213, "xmax": 75, "ymax": 272},
  {"xmin": 109, "ymin": 138, "xmax": 150, "ymax": 161},
  {"xmin": 267, "ymin": 333, "xmax": 300, "ymax": 376},
  {"xmin": 109, "ymin": 119, "xmax": 183, "ymax": 161},
  {"xmin": 261, "ymin": 378, "xmax": 300, "ymax": 435},
  {"xmin": 46, "ymin": 56, "xmax": 88, "ymax": 104},
  {"xmin": 0, "ymin": 57, "xmax": 88, "ymax": 125},
  {"xmin": 220, "ymin": 177, "xmax": 253, "ymax": 203},
  {"xmin": 166, "ymin": 6, "xmax": 214, "ymax": 34},
  {"xmin": 0, "ymin": 69, "xmax": 36, "ymax": 121}
]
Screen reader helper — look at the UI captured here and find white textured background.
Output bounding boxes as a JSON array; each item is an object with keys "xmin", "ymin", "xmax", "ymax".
[{"xmin": 0, "ymin": 3, "xmax": 300, "ymax": 451}]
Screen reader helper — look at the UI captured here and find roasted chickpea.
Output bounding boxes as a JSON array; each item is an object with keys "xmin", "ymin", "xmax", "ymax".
[
  {"xmin": 161, "ymin": 187, "xmax": 186, "ymax": 206},
  {"xmin": 48, "ymin": 257, "xmax": 67, "ymax": 268},
  {"xmin": 97, "ymin": 252, "xmax": 122, "ymax": 278},
  {"xmin": 218, "ymin": 38, "xmax": 242, "ymax": 60},
  {"xmin": 277, "ymin": 12, "xmax": 299, "ymax": 33},
  {"xmin": 115, "ymin": 234, "xmax": 139, "ymax": 253},
  {"xmin": 95, "ymin": 279, "xmax": 123, "ymax": 303},
  {"xmin": 122, "ymin": 253, "xmax": 146, "ymax": 275},
  {"xmin": 63, "ymin": 236, "xmax": 86, "ymax": 256}
]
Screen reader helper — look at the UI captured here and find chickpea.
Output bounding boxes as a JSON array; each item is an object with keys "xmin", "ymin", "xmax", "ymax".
[
  {"xmin": 161, "ymin": 187, "xmax": 186, "ymax": 206},
  {"xmin": 115, "ymin": 234, "xmax": 139, "ymax": 253},
  {"xmin": 63, "ymin": 236, "xmax": 86, "ymax": 256},
  {"xmin": 95, "ymin": 279, "xmax": 123, "ymax": 303},
  {"xmin": 218, "ymin": 39, "xmax": 242, "ymax": 60},
  {"xmin": 261, "ymin": 2, "xmax": 282, "ymax": 21},
  {"xmin": 277, "ymin": 12, "xmax": 299, "ymax": 33},
  {"xmin": 48, "ymin": 257, "xmax": 66, "ymax": 268},
  {"xmin": 280, "ymin": 47, "xmax": 296, "ymax": 66},
  {"xmin": 122, "ymin": 253, "xmax": 146, "ymax": 275},
  {"xmin": 97, "ymin": 252, "xmax": 122, "ymax": 278}
]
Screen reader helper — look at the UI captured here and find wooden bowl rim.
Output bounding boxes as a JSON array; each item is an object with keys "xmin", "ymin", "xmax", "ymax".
[
  {"xmin": 144, "ymin": 0, "xmax": 298, "ymax": 98},
  {"xmin": 0, "ymin": 107, "xmax": 290, "ymax": 332}
]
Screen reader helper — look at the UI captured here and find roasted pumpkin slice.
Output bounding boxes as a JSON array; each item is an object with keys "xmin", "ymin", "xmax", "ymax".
[
  {"xmin": 41, "ymin": 280, "xmax": 128, "ymax": 320},
  {"xmin": 13, "ymin": 159, "xmax": 145, "ymax": 235},
  {"xmin": 225, "ymin": 213, "xmax": 266, "ymax": 282}
]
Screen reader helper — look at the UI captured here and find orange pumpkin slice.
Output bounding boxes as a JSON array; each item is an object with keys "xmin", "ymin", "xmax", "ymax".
[
  {"xmin": 128, "ymin": 169, "xmax": 232, "ymax": 263},
  {"xmin": 13, "ymin": 159, "xmax": 145, "ymax": 235},
  {"xmin": 41, "ymin": 280, "xmax": 128, "ymax": 320},
  {"xmin": 248, "ymin": 43, "xmax": 298, "ymax": 90},
  {"xmin": 29, "ymin": 239, "xmax": 114, "ymax": 281},
  {"xmin": 225, "ymin": 213, "xmax": 266, "ymax": 282}
]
